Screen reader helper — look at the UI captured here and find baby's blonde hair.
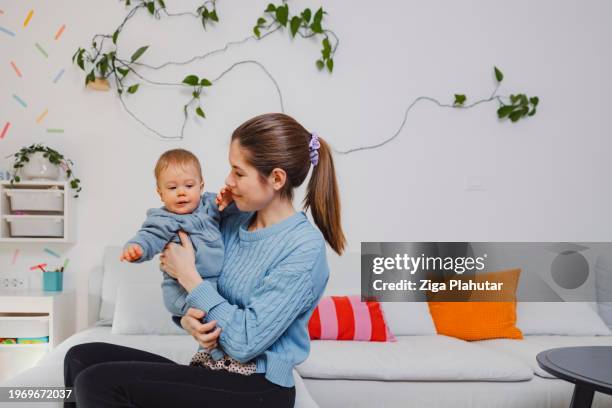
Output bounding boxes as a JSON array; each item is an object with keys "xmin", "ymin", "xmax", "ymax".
[{"xmin": 154, "ymin": 149, "xmax": 203, "ymax": 186}]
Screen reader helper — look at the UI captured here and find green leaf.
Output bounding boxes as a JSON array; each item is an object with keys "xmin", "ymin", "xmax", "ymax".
[
  {"xmin": 510, "ymin": 94, "xmax": 519, "ymax": 104},
  {"xmin": 72, "ymin": 48, "xmax": 80, "ymax": 63},
  {"xmin": 494, "ymin": 66, "xmax": 504, "ymax": 82},
  {"xmin": 182, "ymin": 75, "xmax": 199, "ymax": 86},
  {"xmin": 15, "ymin": 176, "xmax": 20, "ymax": 182},
  {"xmin": 146, "ymin": 1, "xmax": 154, "ymax": 14},
  {"xmin": 117, "ymin": 67, "xmax": 129, "ymax": 77},
  {"xmin": 209, "ymin": 9, "xmax": 218, "ymax": 22},
  {"xmin": 509, "ymin": 110, "xmax": 522, "ymax": 122},
  {"xmin": 276, "ymin": 4, "xmax": 289, "ymax": 26},
  {"xmin": 529, "ymin": 96, "xmax": 539, "ymax": 106},
  {"xmin": 311, "ymin": 20, "xmax": 323, "ymax": 34},
  {"xmin": 196, "ymin": 107, "xmax": 206, "ymax": 118},
  {"xmin": 77, "ymin": 49, "xmax": 85, "ymax": 70},
  {"xmin": 528, "ymin": 108, "xmax": 537, "ymax": 117},
  {"xmin": 158, "ymin": 0, "xmax": 165, "ymax": 8},
  {"xmin": 454, "ymin": 94, "xmax": 466, "ymax": 105},
  {"xmin": 85, "ymin": 70, "xmax": 95, "ymax": 85},
  {"xmin": 130, "ymin": 45, "xmax": 149, "ymax": 62},
  {"xmin": 313, "ymin": 7, "xmax": 323, "ymax": 25},
  {"xmin": 302, "ymin": 8, "xmax": 312, "ymax": 23},
  {"xmin": 253, "ymin": 26, "xmax": 261, "ymax": 38},
  {"xmin": 326, "ymin": 58, "xmax": 333, "ymax": 72},
  {"xmin": 265, "ymin": 3, "xmax": 276, "ymax": 12},
  {"xmin": 127, "ymin": 84, "xmax": 139, "ymax": 94},
  {"xmin": 497, "ymin": 105, "xmax": 513, "ymax": 118},
  {"xmin": 112, "ymin": 30, "xmax": 119, "ymax": 44},
  {"xmin": 322, "ymin": 38, "xmax": 331, "ymax": 59},
  {"xmin": 316, "ymin": 59, "xmax": 324, "ymax": 70},
  {"xmin": 99, "ymin": 55, "xmax": 108, "ymax": 77},
  {"xmin": 290, "ymin": 16, "xmax": 301, "ymax": 37},
  {"xmin": 200, "ymin": 78, "xmax": 212, "ymax": 86},
  {"xmin": 257, "ymin": 17, "xmax": 266, "ymax": 25}
]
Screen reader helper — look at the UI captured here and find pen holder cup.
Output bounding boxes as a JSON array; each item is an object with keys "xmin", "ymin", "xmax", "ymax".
[{"xmin": 43, "ymin": 272, "xmax": 63, "ymax": 291}]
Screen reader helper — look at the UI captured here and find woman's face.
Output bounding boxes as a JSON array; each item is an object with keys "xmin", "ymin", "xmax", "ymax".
[{"xmin": 225, "ymin": 139, "xmax": 275, "ymax": 212}]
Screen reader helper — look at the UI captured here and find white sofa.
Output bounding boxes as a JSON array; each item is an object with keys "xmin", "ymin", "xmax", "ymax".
[
  {"xmin": 3, "ymin": 248, "xmax": 612, "ymax": 408},
  {"xmin": 294, "ymin": 252, "xmax": 612, "ymax": 408}
]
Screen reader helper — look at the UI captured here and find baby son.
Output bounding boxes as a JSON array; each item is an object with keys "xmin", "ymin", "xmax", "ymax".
[{"xmin": 121, "ymin": 148, "xmax": 226, "ymax": 360}]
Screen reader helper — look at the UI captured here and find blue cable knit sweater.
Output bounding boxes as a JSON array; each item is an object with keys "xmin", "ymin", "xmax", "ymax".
[{"xmin": 176, "ymin": 208, "xmax": 329, "ymax": 388}]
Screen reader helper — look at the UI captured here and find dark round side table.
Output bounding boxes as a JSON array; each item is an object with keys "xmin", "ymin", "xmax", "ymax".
[{"xmin": 537, "ymin": 346, "xmax": 612, "ymax": 408}]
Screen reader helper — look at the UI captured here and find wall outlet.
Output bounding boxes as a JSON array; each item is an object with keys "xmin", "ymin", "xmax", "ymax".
[{"xmin": 0, "ymin": 275, "xmax": 28, "ymax": 290}]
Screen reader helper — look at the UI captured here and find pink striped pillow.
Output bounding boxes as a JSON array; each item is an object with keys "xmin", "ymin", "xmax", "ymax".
[{"xmin": 308, "ymin": 295, "xmax": 396, "ymax": 342}]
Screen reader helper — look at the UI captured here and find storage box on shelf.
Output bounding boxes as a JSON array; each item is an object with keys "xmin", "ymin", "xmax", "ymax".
[
  {"xmin": 0, "ymin": 290, "xmax": 75, "ymax": 382},
  {"xmin": 0, "ymin": 181, "xmax": 76, "ymax": 243}
]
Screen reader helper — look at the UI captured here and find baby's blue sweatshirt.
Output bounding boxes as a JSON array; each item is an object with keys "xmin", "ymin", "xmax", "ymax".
[
  {"xmin": 125, "ymin": 192, "xmax": 224, "ymax": 315},
  {"xmin": 175, "ymin": 209, "xmax": 329, "ymax": 388}
]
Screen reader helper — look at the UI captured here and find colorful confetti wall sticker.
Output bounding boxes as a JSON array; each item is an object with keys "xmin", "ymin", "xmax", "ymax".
[
  {"xmin": 0, "ymin": 26, "xmax": 15, "ymax": 37},
  {"xmin": 55, "ymin": 24, "xmax": 65, "ymax": 40},
  {"xmin": 23, "ymin": 10, "xmax": 34, "ymax": 27},
  {"xmin": 44, "ymin": 248, "xmax": 60, "ymax": 258},
  {"xmin": 12, "ymin": 94, "xmax": 27, "ymax": 108},
  {"xmin": 10, "ymin": 61, "xmax": 22, "ymax": 77},
  {"xmin": 30, "ymin": 263, "xmax": 47, "ymax": 271},
  {"xmin": 36, "ymin": 109, "xmax": 48, "ymax": 124},
  {"xmin": 53, "ymin": 68, "xmax": 65, "ymax": 83},
  {"xmin": 12, "ymin": 249, "xmax": 20, "ymax": 265},
  {"xmin": 0, "ymin": 122, "xmax": 9, "ymax": 139},
  {"xmin": 35, "ymin": 43, "xmax": 48, "ymax": 58}
]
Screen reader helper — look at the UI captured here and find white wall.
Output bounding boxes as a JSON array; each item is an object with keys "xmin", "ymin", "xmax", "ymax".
[{"xmin": 1, "ymin": 0, "xmax": 611, "ymax": 330}]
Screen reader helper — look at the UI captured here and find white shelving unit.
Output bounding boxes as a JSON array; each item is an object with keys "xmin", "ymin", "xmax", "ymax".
[
  {"xmin": 0, "ymin": 180, "xmax": 76, "ymax": 243},
  {"xmin": 0, "ymin": 290, "xmax": 75, "ymax": 383}
]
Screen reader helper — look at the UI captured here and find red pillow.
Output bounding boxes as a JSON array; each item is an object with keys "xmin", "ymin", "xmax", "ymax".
[{"xmin": 308, "ymin": 295, "xmax": 396, "ymax": 342}]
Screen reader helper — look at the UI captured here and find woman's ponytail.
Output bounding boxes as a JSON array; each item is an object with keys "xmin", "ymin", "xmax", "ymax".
[{"xmin": 303, "ymin": 136, "xmax": 346, "ymax": 255}]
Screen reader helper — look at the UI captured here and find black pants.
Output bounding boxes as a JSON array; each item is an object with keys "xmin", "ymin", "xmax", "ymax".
[{"xmin": 63, "ymin": 342, "xmax": 295, "ymax": 407}]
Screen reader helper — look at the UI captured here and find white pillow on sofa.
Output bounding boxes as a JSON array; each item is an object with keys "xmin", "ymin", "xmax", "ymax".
[
  {"xmin": 516, "ymin": 302, "xmax": 611, "ymax": 336},
  {"xmin": 381, "ymin": 302, "xmax": 436, "ymax": 335},
  {"xmin": 101, "ymin": 246, "xmax": 163, "ymax": 323},
  {"xmin": 112, "ymin": 283, "xmax": 186, "ymax": 335}
]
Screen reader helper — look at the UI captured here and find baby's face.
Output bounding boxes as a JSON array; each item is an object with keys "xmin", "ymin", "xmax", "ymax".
[{"xmin": 156, "ymin": 164, "xmax": 204, "ymax": 214}]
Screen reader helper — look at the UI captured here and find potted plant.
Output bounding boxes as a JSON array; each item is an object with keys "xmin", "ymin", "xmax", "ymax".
[{"xmin": 5, "ymin": 143, "xmax": 82, "ymax": 198}]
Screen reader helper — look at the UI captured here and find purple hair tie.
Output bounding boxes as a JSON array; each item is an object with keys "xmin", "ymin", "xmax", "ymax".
[{"xmin": 309, "ymin": 132, "xmax": 321, "ymax": 166}]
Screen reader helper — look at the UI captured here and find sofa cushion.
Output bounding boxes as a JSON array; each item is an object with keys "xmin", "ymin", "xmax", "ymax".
[
  {"xmin": 296, "ymin": 335, "xmax": 533, "ymax": 382},
  {"xmin": 475, "ymin": 335, "xmax": 612, "ymax": 378}
]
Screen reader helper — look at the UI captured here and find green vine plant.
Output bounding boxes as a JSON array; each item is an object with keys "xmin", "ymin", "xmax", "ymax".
[
  {"xmin": 5, "ymin": 144, "xmax": 82, "ymax": 198},
  {"xmin": 453, "ymin": 67, "xmax": 539, "ymax": 122},
  {"xmin": 71, "ymin": 0, "xmax": 339, "ymax": 140},
  {"xmin": 333, "ymin": 66, "xmax": 541, "ymax": 155}
]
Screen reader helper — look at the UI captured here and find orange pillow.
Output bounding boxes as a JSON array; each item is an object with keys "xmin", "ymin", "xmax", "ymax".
[{"xmin": 427, "ymin": 268, "xmax": 523, "ymax": 341}]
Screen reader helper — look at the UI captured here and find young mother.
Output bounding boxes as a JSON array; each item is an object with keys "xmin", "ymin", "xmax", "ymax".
[{"xmin": 64, "ymin": 113, "xmax": 345, "ymax": 407}]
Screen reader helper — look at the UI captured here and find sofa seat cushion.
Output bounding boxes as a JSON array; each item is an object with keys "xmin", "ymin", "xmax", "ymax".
[
  {"xmin": 296, "ymin": 335, "xmax": 532, "ymax": 381},
  {"xmin": 476, "ymin": 335, "xmax": 612, "ymax": 378}
]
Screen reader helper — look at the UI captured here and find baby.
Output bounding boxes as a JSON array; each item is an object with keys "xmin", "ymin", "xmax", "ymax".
[{"xmin": 121, "ymin": 148, "xmax": 229, "ymax": 360}]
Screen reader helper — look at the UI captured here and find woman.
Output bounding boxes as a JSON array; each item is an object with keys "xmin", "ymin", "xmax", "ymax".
[{"xmin": 64, "ymin": 113, "xmax": 346, "ymax": 407}]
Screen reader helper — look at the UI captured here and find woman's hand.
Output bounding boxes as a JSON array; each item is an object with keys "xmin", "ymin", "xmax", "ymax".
[
  {"xmin": 216, "ymin": 185, "xmax": 234, "ymax": 211},
  {"xmin": 161, "ymin": 230, "xmax": 202, "ymax": 292},
  {"xmin": 181, "ymin": 308, "xmax": 222, "ymax": 350}
]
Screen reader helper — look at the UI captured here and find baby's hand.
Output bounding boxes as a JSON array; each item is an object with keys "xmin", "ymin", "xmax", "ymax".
[
  {"xmin": 120, "ymin": 244, "xmax": 143, "ymax": 262},
  {"xmin": 216, "ymin": 186, "xmax": 234, "ymax": 211}
]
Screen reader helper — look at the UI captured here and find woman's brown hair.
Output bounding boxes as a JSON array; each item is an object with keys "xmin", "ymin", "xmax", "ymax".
[{"xmin": 231, "ymin": 113, "xmax": 346, "ymax": 255}]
